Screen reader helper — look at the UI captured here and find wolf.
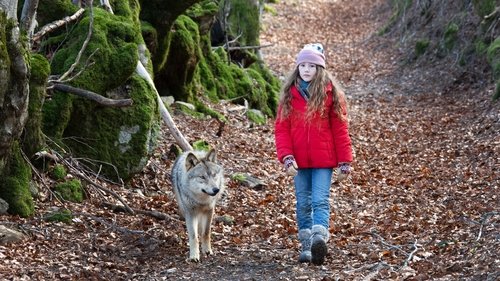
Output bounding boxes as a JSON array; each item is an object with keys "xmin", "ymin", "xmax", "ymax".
[{"xmin": 171, "ymin": 149, "xmax": 225, "ymax": 262}]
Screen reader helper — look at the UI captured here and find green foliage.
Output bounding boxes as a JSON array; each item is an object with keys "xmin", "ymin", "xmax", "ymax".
[
  {"xmin": 51, "ymin": 164, "xmax": 67, "ymax": 181},
  {"xmin": 44, "ymin": 209, "xmax": 73, "ymax": 223},
  {"xmin": 54, "ymin": 179, "xmax": 83, "ymax": 203},
  {"xmin": 415, "ymin": 39, "xmax": 430, "ymax": 57},
  {"xmin": 443, "ymin": 22, "xmax": 459, "ymax": 50},
  {"xmin": 0, "ymin": 142, "xmax": 34, "ymax": 217}
]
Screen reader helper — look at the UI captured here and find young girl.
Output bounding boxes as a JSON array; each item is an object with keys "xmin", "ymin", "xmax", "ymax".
[{"xmin": 274, "ymin": 43, "xmax": 353, "ymax": 265}]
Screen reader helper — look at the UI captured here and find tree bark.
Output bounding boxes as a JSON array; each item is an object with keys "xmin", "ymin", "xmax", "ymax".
[{"xmin": 0, "ymin": 6, "xmax": 30, "ymax": 172}]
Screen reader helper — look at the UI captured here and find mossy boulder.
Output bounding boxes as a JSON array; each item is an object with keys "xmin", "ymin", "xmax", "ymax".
[
  {"xmin": 146, "ymin": 0, "xmax": 280, "ymax": 118},
  {"xmin": 44, "ymin": 209, "xmax": 73, "ymax": 223},
  {"xmin": 0, "ymin": 142, "xmax": 34, "ymax": 217},
  {"xmin": 54, "ymin": 179, "xmax": 84, "ymax": 203},
  {"xmin": 41, "ymin": 2, "xmax": 160, "ymax": 180}
]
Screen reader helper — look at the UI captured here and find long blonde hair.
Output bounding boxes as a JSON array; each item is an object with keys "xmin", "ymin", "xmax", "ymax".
[{"xmin": 277, "ymin": 67, "xmax": 348, "ymax": 122}]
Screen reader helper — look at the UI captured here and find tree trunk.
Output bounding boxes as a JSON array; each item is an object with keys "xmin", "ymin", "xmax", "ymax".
[{"xmin": 0, "ymin": 3, "xmax": 30, "ymax": 173}]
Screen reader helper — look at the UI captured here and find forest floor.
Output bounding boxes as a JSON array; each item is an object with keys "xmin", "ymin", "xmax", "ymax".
[{"xmin": 1, "ymin": 0, "xmax": 499, "ymax": 280}]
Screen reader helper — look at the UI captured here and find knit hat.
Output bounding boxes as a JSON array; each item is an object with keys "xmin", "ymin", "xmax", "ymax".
[{"xmin": 296, "ymin": 43, "xmax": 326, "ymax": 68}]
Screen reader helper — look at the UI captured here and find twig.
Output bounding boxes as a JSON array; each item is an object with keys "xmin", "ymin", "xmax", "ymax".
[
  {"xmin": 77, "ymin": 212, "xmax": 145, "ymax": 235},
  {"xmin": 477, "ymin": 211, "xmax": 500, "ymax": 241},
  {"xmin": 22, "ymin": 150, "xmax": 64, "ymax": 204},
  {"xmin": 101, "ymin": 202, "xmax": 181, "ymax": 222},
  {"xmin": 35, "ymin": 150, "xmax": 135, "ymax": 214},
  {"xmin": 403, "ymin": 240, "xmax": 419, "ymax": 267},
  {"xmin": 226, "ymin": 43, "xmax": 273, "ymax": 51},
  {"xmin": 51, "ymin": 83, "xmax": 133, "ymax": 107},
  {"xmin": 32, "ymin": 8, "xmax": 85, "ymax": 42},
  {"xmin": 57, "ymin": 4, "xmax": 93, "ymax": 82}
]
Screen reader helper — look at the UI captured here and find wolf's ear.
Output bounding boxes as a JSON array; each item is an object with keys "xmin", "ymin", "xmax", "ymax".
[
  {"xmin": 185, "ymin": 152, "xmax": 200, "ymax": 170},
  {"xmin": 206, "ymin": 149, "xmax": 217, "ymax": 163}
]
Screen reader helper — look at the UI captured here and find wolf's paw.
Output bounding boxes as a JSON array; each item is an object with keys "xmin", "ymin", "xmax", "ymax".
[
  {"xmin": 203, "ymin": 248, "xmax": 214, "ymax": 256},
  {"xmin": 186, "ymin": 255, "xmax": 200, "ymax": 263}
]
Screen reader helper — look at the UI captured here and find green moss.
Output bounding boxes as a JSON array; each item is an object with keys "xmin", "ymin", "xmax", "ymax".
[
  {"xmin": 247, "ymin": 109, "xmax": 266, "ymax": 125},
  {"xmin": 42, "ymin": 2, "xmax": 160, "ymax": 180},
  {"xmin": 263, "ymin": 4, "xmax": 278, "ymax": 16},
  {"xmin": 50, "ymin": 8, "xmax": 139, "ymax": 94},
  {"xmin": 44, "ymin": 209, "xmax": 73, "ymax": 223},
  {"xmin": 231, "ymin": 173, "xmax": 246, "ymax": 182},
  {"xmin": 36, "ymin": 0, "xmax": 79, "ymax": 28},
  {"xmin": 54, "ymin": 179, "xmax": 83, "ymax": 203},
  {"xmin": 186, "ymin": 0, "xmax": 219, "ymax": 19},
  {"xmin": 61, "ymin": 74, "xmax": 159, "ymax": 180},
  {"xmin": 227, "ymin": 0, "xmax": 261, "ymax": 46},
  {"xmin": 0, "ymin": 142, "xmax": 34, "ymax": 217},
  {"xmin": 444, "ymin": 22, "xmax": 459, "ymax": 51},
  {"xmin": 487, "ymin": 37, "xmax": 500, "ymax": 80},
  {"xmin": 415, "ymin": 39, "xmax": 430, "ymax": 57},
  {"xmin": 51, "ymin": 164, "xmax": 67, "ymax": 180},
  {"xmin": 192, "ymin": 140, "xmax": 211, "ymax": 151},
  {"xmin": 23, "ymin": 54, "xmax": 50, "ymax": 158}
]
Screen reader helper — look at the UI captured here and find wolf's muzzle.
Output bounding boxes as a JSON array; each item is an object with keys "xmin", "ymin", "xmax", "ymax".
[{"xmin": 202, "ymin": 188, "xmax": 220, "ymax": 196}]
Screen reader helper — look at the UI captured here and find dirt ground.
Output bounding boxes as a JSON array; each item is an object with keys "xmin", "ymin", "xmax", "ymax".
[{"xmin": 1, "ymin": 0, "xmax": 499, "ymax": 280}]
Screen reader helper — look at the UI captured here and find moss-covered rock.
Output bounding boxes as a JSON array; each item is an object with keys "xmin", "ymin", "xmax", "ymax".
[
  {"xmin": 44, "ymin": 209, "xmax": 73, "ymax": 223},
  {"xmin": 41, "ymin": 2, "xmax": 160, "ymax": 181},
  {"xmin": 54, "ymin": 179, "xmax": 84, "ymax": 203},
  {"xmin": 0, "ymin": 142, "xmax": 34, "ymax": 217}
]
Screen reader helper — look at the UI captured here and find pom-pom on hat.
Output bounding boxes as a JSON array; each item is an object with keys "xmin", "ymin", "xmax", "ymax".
[{"xmin": 295, "ymin": 43, "xmax": 326, "ymax": 68}]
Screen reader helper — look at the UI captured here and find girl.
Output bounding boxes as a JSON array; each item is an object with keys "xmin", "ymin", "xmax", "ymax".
[{"xmin": 274, "ymin": 43, "xmax": 353, "ymax": 265}]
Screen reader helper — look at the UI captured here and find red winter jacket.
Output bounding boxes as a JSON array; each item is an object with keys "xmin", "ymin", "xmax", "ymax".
[{"xmin": 274, "ymin": 84, "xmax": 352, "ymax": 168}]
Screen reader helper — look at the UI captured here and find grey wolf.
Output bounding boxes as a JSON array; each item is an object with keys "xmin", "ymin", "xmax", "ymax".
[{"xmin": 171, "ymin": 149, "xmax": 224, "ymax": 262}]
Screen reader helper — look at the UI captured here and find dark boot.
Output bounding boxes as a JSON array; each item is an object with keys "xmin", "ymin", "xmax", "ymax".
[
  {"xmin": 298, "ymin": 229, "xmax": 312, "ymax": 263},
  {"xmin": 311, "ymin": 225, "xmax": 329, "ymax": 265}
]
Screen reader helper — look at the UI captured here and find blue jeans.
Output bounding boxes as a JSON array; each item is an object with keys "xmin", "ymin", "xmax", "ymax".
[{"xmin": 294, "ymin": 168, "xmax": 333, "ymax": 230}]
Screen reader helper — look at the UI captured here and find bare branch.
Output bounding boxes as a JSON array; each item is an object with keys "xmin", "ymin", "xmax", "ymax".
[
  {"xmin": 226, "ymin": 43, "xmax": 273, "ymax": 51},
  {"xmin": 20, "ymin": 0, "xmax": 39, "ymax": 36},
  {"xmin": 101, "ymin": 202, "xmax": 181, "ymax": 222},
  {"xmin": 51, "ymin": 83, "xmax": 133, "ymax": 107},
  {"xmin": 58, "ymin": 5, "xmax": 93, "ymax": 82},
  {"xmin": 32, "ymin": 8, "xmax": 85, "ymax": 42},
  {"xmin": 135, "ymin": 61, "xmax": 193, "ymax": 151}
]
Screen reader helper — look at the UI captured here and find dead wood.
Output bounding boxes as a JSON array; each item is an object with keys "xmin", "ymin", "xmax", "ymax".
[{"xmin": 51, "ymin": 83, "xmax": 133, "ymax": 107}]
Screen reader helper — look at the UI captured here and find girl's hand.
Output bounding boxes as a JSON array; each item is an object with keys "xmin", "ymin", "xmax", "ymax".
[
  {"xmin": 337, "ymin": 163, "xmax": 351, "ymax": 182},
  {"xmin": 283, "ymin": 155, "xmax": 298, "ymax": 176}
]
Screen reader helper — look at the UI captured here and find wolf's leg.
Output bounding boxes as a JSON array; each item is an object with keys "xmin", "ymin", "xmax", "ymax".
[
  {"xmin": 200, "ymin": 209, "xmax": 214, "ymax": 256},
  {"xmin": 185, "ymin": 213, "xmax": 200, "ymax": 262}
]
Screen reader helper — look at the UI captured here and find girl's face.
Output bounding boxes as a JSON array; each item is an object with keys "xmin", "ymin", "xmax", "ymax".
[{"xmin": 298, "ymin": 62, "xmax": 317, "ymax": 82}]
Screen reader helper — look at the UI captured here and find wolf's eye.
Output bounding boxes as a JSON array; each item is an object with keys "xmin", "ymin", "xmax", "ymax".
[{"xmin": 198, "ymin": 175, "xmax": 207, "ymax": 181}]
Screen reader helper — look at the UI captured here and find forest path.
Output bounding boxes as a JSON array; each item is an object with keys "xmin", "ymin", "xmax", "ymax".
[{"xmin": 1, "ymin": 1, "xmax": 498, "ymax": 280}]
